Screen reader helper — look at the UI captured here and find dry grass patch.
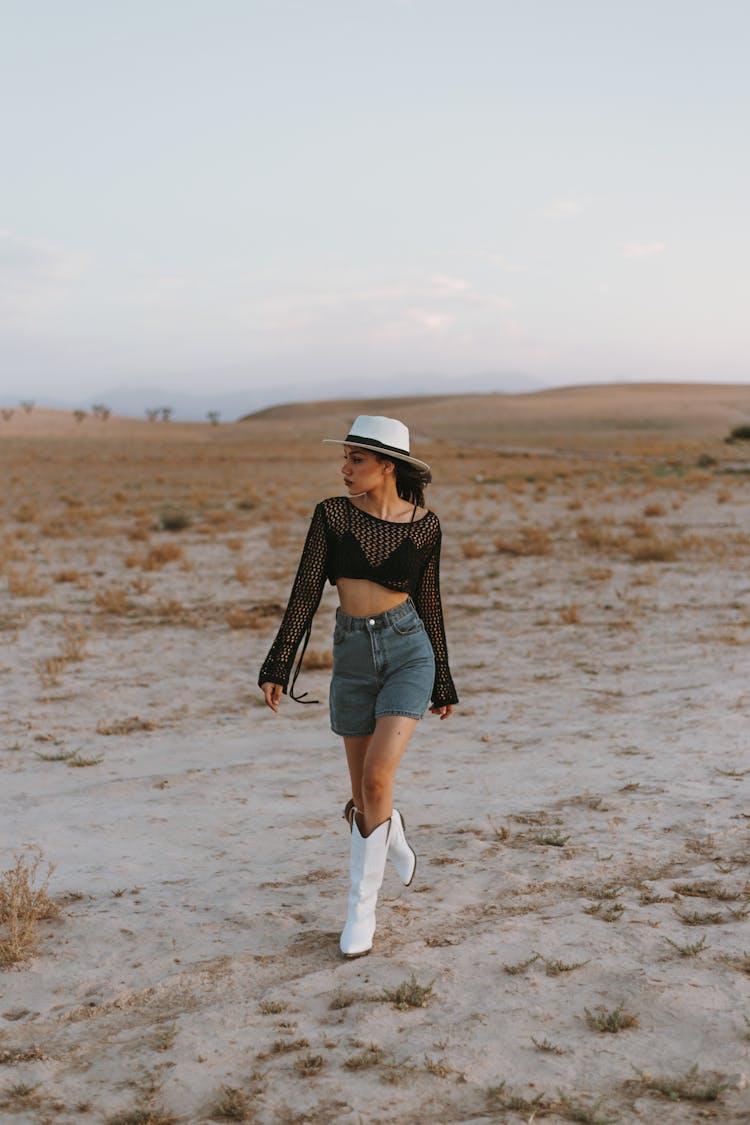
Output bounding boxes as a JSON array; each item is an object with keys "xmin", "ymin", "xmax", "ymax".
[
  {"xmin": 586, "ymin": 567, "xmax": 613, "ymax": 581},
  {"xmin": 13, "ymin": 501, "xmax": 38, "ymax": 523},
  {"xmin": 576, "ymin": 519, "xmax": 624, "ymax": 553},
  {"xmin": 672, "ymin": 880, "xmax": 744, "ymax": 901},
  {"xmin": 143, "ymin": 543, "xmax": 184, "ymax": 569},
  {"xmin": 6, "ymin": 566, "xmax": 49, "ymax": 597},
  {"xmin": 629, "ymin": 1063, "xmax": 729, "ymax": 1104},
  {"xmin": 583, "ymin": 901, "xmax": 624, "ymax": 922},
  {"xmin": 151, "ymin": 597, "xmax": 191, "ymax": 622},
  {"xmin": 258, "ymin": 999, "xmax": 287, "ymax": 1015},
  {"xmin": 674, "ymin": 907, "xmax": 727, "ymax": 926},
  {"xmin": 585, "ymin": 1001, "xmax": 638, "ymax": 1033},
  {"xmin": 381, "ymin": 974, "xmax": 434, "ymax": 1010},
  {"xmin": 626, "ymin": 534, "xmax": 677, "ymax": 563},
  {"xmin": 96, "ymin": 716, "xmax": 158, "ymax": 736},
  {"xmin": 53, "ymin": 568, "xmax": 86, "ymax": 584},
  {"xmin": 158, "ymin": 507, "xmax": 192, "ymax": 531},
  {"xmin": 542, "ymin": 956, "xmax": 590, "ymax": 976},
  {"xmin": 488, "ymin": 1085, "xmax": 616, "ymax": 1123},
  {"xmin": 269, "ymin": 1037, "xmax": 310, "ymax": 1055},
  {"xmin": 503, "ymin": 953, "xmax": 540, "ymax": 975},
  {"xmin": 211, "ymin": 1084, "xmax": 254, "ymax": 1120},
  {"xmin": 36, "ymin": 624, "xmax": 88, "ymax": 687},
  {"xmin": 227, "ymin": 607, "xmax": 270, "ymax": 629},
  {"xmin": 328, "ymin": 991, "xmax": 358, "ymax": 1011},
  {"xmin": 0, "ymin": 1044, "xmax": 47, "ymax": 1064},
  {"xmin": 531, "ymin": 1036, "xmax": 567, "ymax": 1055},
  {"xmin": 95, "ymin": 586, "xmax": 132, "ymax": 614},
  {"xmin": 294, "ymin": 1053, "xmax": 325, "ymax": 1077},
  {"xmin": 302, "ymin": 647, "xmax": 333, "ymax": 671},
  {"xmin": 226, "ymin": 602, "xmax": 284, "ymax": 630},
  {"xmin": 665, "ymin": 935, "xmax": 709, "ymax": 957},
  {"xmin": 105, "ymin": 1108, "xmax": 180, "ymax": 1125},
  {"xmin": 495, "ymin": 526, "xmax": 552, "ymax": 556},
  {"xmin": 0, "ymin": 849, "xmax": 60, "ymax": 967},
  {"xmin": 461, "ymin": 540, "xmax": 486, "ymax": 559},
  {"xmin": 344, "ymin": 1044, "xmax": 388, "ymax": 1070}
]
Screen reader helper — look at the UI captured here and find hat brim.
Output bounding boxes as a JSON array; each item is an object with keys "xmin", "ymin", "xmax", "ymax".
[{"xmin": 322, "ymin": 438, "xmax": 430, "ymax": 473}]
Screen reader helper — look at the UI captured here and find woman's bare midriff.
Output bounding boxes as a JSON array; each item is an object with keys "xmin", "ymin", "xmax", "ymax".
[{"xmin": 337, "ymin": 577, "xmax": 409, "ymax": 619}]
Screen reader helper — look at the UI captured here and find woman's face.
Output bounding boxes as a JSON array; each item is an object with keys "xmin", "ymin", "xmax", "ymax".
[{"xmin": 341, "ymin": 446, "xmax": 392, "ymax": 496}]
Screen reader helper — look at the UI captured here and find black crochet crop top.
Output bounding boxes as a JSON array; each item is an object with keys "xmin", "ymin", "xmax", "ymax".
[{"xmin": 258, "ymin": 496, "xmax": 458, "ymax": 708}]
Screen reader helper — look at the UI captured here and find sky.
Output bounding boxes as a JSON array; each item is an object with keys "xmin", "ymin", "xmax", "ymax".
[{"xmin": 1, "ymin": 0, "xmax": 749, "ymax": 412}]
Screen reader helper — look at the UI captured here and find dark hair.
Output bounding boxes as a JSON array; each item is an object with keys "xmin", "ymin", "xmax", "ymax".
[{"xmin": 375, "ymin": 453, "xmax": 432, "ymax": 507}]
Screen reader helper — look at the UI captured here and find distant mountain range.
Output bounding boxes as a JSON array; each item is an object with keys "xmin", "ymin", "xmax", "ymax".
[{"xmin": 8, "ymin": 370, "xmax": 544, "ymax": 422}]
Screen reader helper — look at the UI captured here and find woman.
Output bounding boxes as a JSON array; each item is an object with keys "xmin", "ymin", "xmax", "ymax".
[{"xmin": 259, "ymin": 415, "xmax": 458, "ymax": 957}]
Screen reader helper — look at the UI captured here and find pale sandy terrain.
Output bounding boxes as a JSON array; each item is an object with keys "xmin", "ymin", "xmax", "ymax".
[{"xmin": 1, "ymin": 387, "xmax": 749, "ymax": 1124}]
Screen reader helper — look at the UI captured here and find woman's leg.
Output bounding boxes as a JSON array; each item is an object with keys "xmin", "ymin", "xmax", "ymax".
[
  {"xmin": 343, "ymin": 734, "xmax": 371, "ymax": 814},
  {"xmin": 346, "ymin": 715, "xmax": 419, "ymax": 836}
]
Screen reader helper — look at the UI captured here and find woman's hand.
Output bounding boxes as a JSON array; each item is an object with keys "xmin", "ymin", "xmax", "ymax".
[
  {"xmin": 429, "ymin": 703, "xmax": 454, "ymax": 721},
  {"xmin": 261, "ymin": 682, "xmax": 283, "ymax": 713}
]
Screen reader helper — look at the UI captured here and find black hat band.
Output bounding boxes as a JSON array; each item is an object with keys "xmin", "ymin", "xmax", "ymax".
[{"xmin": 345, "ymin": 433, "xmax": 410, "ymax": 457}]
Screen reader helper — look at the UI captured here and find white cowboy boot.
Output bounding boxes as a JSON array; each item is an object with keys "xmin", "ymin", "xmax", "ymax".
[
  {"xmin": 388, "ymin": 809, "xmax": 417, "ymax": 886},
  {"xmin": 342, "ymin": 800, "xmax": 416, "ymax": 887},
  {"xmin": 340, "ymin": 816, "xmax": 390, "ymax": 958}
]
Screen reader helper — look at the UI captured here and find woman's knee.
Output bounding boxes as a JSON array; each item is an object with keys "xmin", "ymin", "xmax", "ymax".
[{"xmin": 361, "ymin": 767, "xmax": 392, "ymax": 805}]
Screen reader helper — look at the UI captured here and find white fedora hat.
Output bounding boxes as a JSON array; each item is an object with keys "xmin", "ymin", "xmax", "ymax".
[{"xmin": 322, "ymin": 415, "xmax": 430, "ymax": 472}]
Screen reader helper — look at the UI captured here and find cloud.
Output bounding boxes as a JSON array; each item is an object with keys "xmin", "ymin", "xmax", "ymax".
[
  {"xmin": 429, "ymin": 274, "xmax": 471, "ymax": 295},
  {"xmin": 622, "ymin": 241, "xmax": 666, "ymax": 259},
  {"xmin": 481, "ymin": 252, "xmax": 529, "ymax": 274},
  {"xmin": 408, "ymin": 309, "xmax": 455, "ymax": 333},
  {"xmin": 0, "ymin": 231, "xmax": 88, "ymax": 288},
  {"xmin": 542, "ymin": 200, "xmax": 584, "ymax": 219},
  {"xmin": 0, "ymin": 231, "xmax": 89, "ymax": 320}
]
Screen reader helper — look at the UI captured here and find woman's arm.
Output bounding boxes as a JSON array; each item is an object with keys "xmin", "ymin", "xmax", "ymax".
[
  {"xmin": 258, "ymin": 503, "xmax": 329, "ymax": 702},
  {"xmin": 413, "ymin": 527, "xmax": 458, "ymax": 712}
]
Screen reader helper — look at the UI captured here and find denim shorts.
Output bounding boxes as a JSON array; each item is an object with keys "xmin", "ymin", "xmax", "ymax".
[{"xmin": 329, "ymin": 598, "xmax": 436, "ymax": 737}]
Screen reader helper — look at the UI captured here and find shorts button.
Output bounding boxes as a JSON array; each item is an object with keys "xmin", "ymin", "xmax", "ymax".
[{"xmin": 368, "ymin": 618, "xmax": 375, "ymax": 625}]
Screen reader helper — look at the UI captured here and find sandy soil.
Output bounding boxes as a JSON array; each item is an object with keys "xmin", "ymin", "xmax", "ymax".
[{"xmin": 1, "ymin": 387, "xmax": 749, "ymax": 1123}]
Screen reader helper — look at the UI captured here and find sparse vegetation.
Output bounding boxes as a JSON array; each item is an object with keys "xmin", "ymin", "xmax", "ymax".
[
  {"xmin": 666, "ymin": 934, "xmax": 709, "ymax": 957},
  {"xmin": 381, "ymin": 974, "xmax": 434, "ymax": 1010},
  {"xmin": 531, "ymin": 1035, "xmax": 566, "ymax": 1054},
  {"xmin": 495, "ymin": 525, "xmax": 552, "ymax": 556},
  {"xmin": 258, "ymin": 999, "xmax": 287, "ymax": 1015},
  {"xmin": 158, "ymin": 507, "xmax": 191, "ymax": 531},
  {"xmin": 2, "ymin": 389, "xmax": 749, "ymax": 1121},
  {"xmin": 535, "ymin": 830, "xmax": 571, "ymax": 847},
  {"xmin": 585, "ymin": 1001, "xmax": 639, "ymax": 1033},
  {"xmin": 583, "ymin": 901, "xmax": 624, "ymax": 922},
  {"xmin": 105, "ymin": 1108, "xmax": 180, "ymax": 1125},
  {"xmin": 328, "ymin": 991, "xmax": 357, "ymax": 1010},
  {"xmin": 294, "ymin": 1053, "xmax": 325, "ymax": 1076},
  {"xmin": 344, "ymin": 1044, "xmax": 387, "ymax": 1069},
  {"xmin": 674, "ymin": 908, "xmax": 726, "ymax": 926},
  {"xmin": 0, "ymin": 848, "xmax": 60, "ymax": 967},
  {"xmin": 542, "ymin": 956, "xmax": 590, "ymax": 976},
  {"xmin": 558, "ymin": 1094, "xmax": 617, "ymax": 1124},
  {"xmin": 211, "ymin": 1085, "xmax": 252, "ymax": 1120},
  {"xmin": 503, "ymin": 953, "xmax": 540, "ymax": 975},
  {"xmin": 726, "ymin": 423, "xmax": 750, "ymax": 443},
  {"xmin": 630, "ymin": 1062, "xmax": 729, "ymax": 1103},
  {"xmin": 269, "ymin": 1037, "xmax": 309, "ymax": 1054}
]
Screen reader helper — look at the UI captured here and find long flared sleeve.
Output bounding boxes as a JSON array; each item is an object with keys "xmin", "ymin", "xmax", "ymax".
[
  {"xmin": 258, "ymin": 503, "xmax": 329, "ymax": 696},
  {"xmin": 413, "ymin": 526, "xmax": 459, "ymax": 708}
]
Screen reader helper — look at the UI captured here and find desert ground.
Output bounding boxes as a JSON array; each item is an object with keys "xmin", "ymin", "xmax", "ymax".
[{"xmin": 1, "ymin": 384, "xmax": 749, "ymax": 1124}]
